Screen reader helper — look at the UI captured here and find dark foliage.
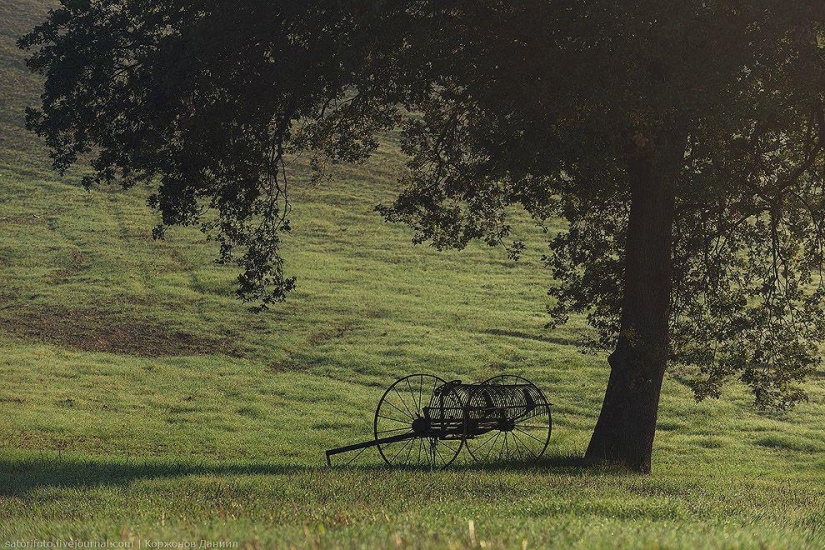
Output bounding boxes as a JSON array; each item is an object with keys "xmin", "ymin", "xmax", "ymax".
[{"xmin": 20, "ymin": 1, "xmax": 825, "ymax": 412}]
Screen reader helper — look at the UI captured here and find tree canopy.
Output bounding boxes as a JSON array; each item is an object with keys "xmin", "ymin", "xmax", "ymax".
[{"xmin": 20, "ymin": 0, "xmax": 825, "ymax": 470}]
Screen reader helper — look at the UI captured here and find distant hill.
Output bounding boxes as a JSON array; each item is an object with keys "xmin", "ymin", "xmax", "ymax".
[{"xmin": 0, "ymin": 0, "xmax": 54, "ymax": 176}]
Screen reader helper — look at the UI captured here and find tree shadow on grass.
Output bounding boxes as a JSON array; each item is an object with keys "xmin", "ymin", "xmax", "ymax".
[
  {"xmin": 1, "ymin": 451, "xmax": 631, "ymax": 496},
  {"xmin": 483, "ymin": 328, "xmax": 581, "ymax": 347},
  {"xmin": 453, "ymin": 453, "xmax": 635, "ymax": 476},
  {"xmin": 332, "ymin": 452, "xmax": 633, "ymax": 477},
  {"xmin": 0, "ymin": 454, "xmax": 315, "ymax": 496}
]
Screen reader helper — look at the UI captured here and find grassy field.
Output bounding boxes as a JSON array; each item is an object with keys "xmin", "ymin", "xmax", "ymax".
[{"xmin": 1, "ymin": 2, "xmax": 824, "ymax": 548}]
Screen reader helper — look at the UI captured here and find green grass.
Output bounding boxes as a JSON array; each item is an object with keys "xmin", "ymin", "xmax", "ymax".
[{"xmin": 1, "ymin": 3, "xmax": 824, "ymax": 548}]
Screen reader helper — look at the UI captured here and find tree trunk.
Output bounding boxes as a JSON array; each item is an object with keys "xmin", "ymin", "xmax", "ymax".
[{"xmin": 584, "ymin": 147, "xmax": 678, "ymax": 473}]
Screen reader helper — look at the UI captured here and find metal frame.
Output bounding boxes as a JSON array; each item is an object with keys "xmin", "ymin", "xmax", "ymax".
[{"xmin": 325, "ymin": 373, "xmax": 552, "ymax": 468}]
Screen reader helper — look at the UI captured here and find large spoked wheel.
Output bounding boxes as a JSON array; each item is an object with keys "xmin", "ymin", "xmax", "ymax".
[
  {"xmin": 374, "ymin": 374, "xmax": 463, "ymax": 469},
  {"xmin": 463, "ymin": 374, "xmax": 552, "ymax": 465}
]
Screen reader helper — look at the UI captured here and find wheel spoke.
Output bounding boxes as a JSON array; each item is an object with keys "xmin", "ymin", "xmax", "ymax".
[
  {"xmin": 418, "ymin": 376, "xmax": 424, "ymax": 416},
  {"xmin": 431, "ymin": 440, "xmax": 442, "ymax": 465},
  {"xmin": 440, "ymin": 438, "xmax": 460, "ymax": 453},
  {"xmin": 471, "ymin": 431, "xmax": 499, "ymax": 455},
  {"xmin": 383, "ymin": 398, "xmax": 414, "ymax": 421},
  {"xmin": 377, "ymin": 413, "xmax": 409, "ymax": 425},
  {"xmin": 385, "ymin": 440, "xmax": 407, "ymax": 463},
  {"xmin": 510, "ymin": 433, "xmax": 523, "ymax": 459},
  {"xmin": 510, "ymin": 430, "xmax": 537, "ymax": 459},
  {"xmin": 514, "ymin": 426, "xmax": 546, "ymax": 444},
  {"xmin": 377, "ymin": 426, "xmax": 412, "ymax": 435},
  {"xmin": 407, "ymin": 437, "xmax": 419, "ymax": 465},
  {"xmin": 499, "ymin": 432, "xmax": 508, "ymax": 460},
  {"xmin": 514, "ymin": 431, "xmax": 530, "ymax": 459},
  {"xmin": 484, "ymin": 431, "xmax": 502, "ymax": 462},
  {"xmin": 390, "ymin": 439, "xmax": 415, "ymax": 461},
  {"xmin": 405, "ymin": 377, "xmax": 419, "ymax": 413},
  {"xmin": 393, "ymin": 387, "xmax": 416, "ymax": 419}
]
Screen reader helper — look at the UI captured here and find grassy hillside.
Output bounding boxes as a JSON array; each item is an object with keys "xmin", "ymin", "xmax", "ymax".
[{"xmin": 1, "ymin": 3, "xmax": 824, "ymax": 548}]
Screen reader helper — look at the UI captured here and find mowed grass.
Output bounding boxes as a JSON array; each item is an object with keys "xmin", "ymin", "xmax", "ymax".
[{"xmin": 1, "ymin": 3, "xmax": 824, "ymax": 548}]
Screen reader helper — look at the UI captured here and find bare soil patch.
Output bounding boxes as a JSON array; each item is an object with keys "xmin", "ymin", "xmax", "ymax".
[{"xmin": 0, "ymin": 305, "xmax": 243, "ymax": 357}]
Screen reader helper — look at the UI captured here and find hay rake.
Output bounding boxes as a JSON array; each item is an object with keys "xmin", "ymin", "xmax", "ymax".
[{"xmin": 325, "ymin": 374, "xmax": 552, "ymax": 468}]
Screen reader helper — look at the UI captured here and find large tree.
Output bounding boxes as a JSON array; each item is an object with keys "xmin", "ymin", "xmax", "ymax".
[{"xmin": 20, "ymin": 0, "xmax": 825, "ymax": 472}]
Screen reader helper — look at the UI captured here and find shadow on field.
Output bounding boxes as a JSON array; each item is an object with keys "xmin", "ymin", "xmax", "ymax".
[
  {"xmin": 332, "ymin": 453, "xmax": 626, "ymax": 476},
  {"xmin": 454, "ymin": 454, "xmax": 631, "ymax": 476},
  {"xmin": 0, "ymin": 455, "xmax": 308, "ymax": 496},
  {"xmin": 0, "ymin": 305, "xmax": 245, "ymax": 358},
  {"xmin": 483, "ymin": 328, "xmax": 580, "ymax": 347},
  {"xmin": 1, "ymin": 452, "xmax": 622, "ymax": 496}
]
